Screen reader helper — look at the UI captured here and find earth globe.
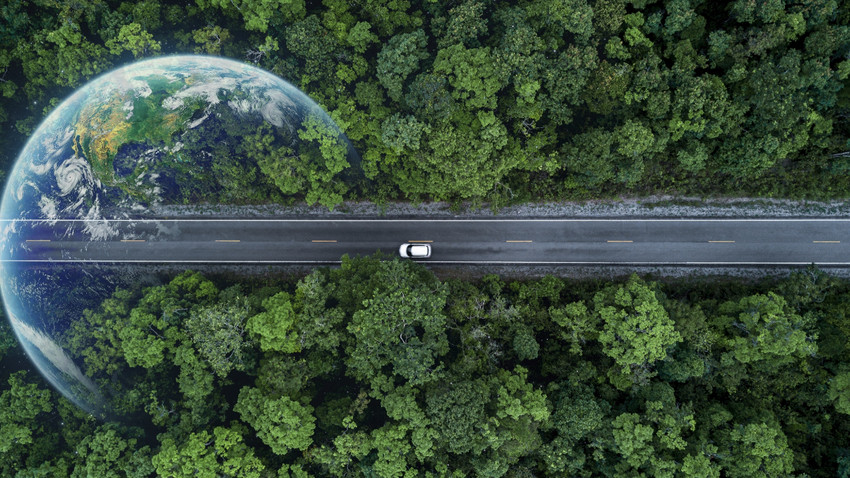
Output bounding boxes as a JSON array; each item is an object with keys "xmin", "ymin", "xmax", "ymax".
[{"xmin": 0, "ymin": 55, "xmax": 360, "ymax": 419}]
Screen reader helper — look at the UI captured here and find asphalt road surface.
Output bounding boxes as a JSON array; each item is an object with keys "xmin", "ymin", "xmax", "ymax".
[{"xmin": 8, "ymin": 218, "xmax": 850, "ymax": 265}]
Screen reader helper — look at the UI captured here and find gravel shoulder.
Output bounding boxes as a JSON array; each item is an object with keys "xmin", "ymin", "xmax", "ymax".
[{"xmin": 150, "ymin": 195, "xmax": 850, "ymax": 219}]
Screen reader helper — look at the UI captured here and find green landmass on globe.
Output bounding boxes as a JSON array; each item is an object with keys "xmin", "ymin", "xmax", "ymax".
[
  {"xmin": 0, "ymin": 55, "xmax": 361, "ymax": 420},
  {"xmin": 72, "ymin": 75, "xmax": 201, "ymax": 182}
]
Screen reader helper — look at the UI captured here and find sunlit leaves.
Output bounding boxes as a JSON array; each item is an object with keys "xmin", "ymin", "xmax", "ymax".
[
  {"xmin": 525, "ymin": 0, "xmax": 594, "ymax": 44},
  {"xmin": 380, "ymin": 113, "xmax": 430, "ymax": 154},
  {"xmin": 72, "ymin": 423, "xmax": 151, "ymax": 478},
  {"xmin": 345, "ymin": 21, "xmax": 377, "ymax": 54},
  {"xmin": 196, "ymin": 0, "xmax": 306, "ymax": 32},
  {"xmin": 185, "ymin": 299, "xmax": 253, "ymax": 378},
  {"xmin": 549, "ymin": 301, "xmax": 598, "ymax": 355},
  {"xmin": 242, "ymin": 115, "xmax": 351, "ymax": 210},
  {"xmin": 594, "ymin": 274, "xmax": 682, "ymax": 384},
  {"xmin": 612, "ymin": 413, "xmax": 654, "ymax": 468},
  {"xmin": 0, "ymin": 372, "xmax": 52, "ymax": 453},
  {"xmin": 829, "ymin": 369, "xmax": 850, "ymax": 414},
  {"xmin": 234, "ymin": 387, "xmax": 315, "ymax": 456},
  {"xmin": 433, "ymin": 43, "xmax": 506, "ymax": 110},
  {"xmin": 720, "ymin": 421, "xmax": 795, "ymax": 478},
  {"xmin": 191, "ymin": 25, "xmax": 230, "ymax": 55},
  {"xmin": 152, "ymin": 425, "xmax": 264, "ymax": 477},
  {"xmin": 105, "ymin": 23, "xmax": 161, "ymax": 58},
  {"xmin": 439, "ymin": 0, "xmax": 488, "ymax": 48},
  {"xmin": 18, "ymin": 22, "xmax": 110, "ymax": 93},
  {"xmin": 716, "ymin": 292, "xmax": 816, "ymax": 366},
  {"xmin": 246, "ymin": 292, "xmax": 299, "ymax": 353}
]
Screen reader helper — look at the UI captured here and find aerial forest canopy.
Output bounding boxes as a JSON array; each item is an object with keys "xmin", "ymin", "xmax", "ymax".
[
  {"xmin": 1, "ymin": 257, "xmax": 850, "ymax": 476},
  {"xmin": 3, "ymin": 0, "xmax": 850, "ymax": 477},
  {"xmin": 0, "ymin": 0, "xmax": 849, "ymax": 204}
]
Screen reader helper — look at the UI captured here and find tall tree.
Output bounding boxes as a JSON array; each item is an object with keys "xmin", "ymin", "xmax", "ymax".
[
  {"xmin": 593, "ymin": 274, "xmax": 682, "ymax": 388},
  {"xmin": 234, "ymin": 386, "xmax": 316, "ymax": 456},
  {"xmin": 0, "ymin": 371, "xmax": 52, "ymax": 453},
  {"xmin": 376, "ymin": 29, "xmax": 428, "ymax": 102},
  {"xmin": 152, "ymin": 425, "xmax": 264, "ymax": 477},
  {"xmin": 185, "ymin": 298, "xmax": 253, "ymax": 378},
  {"xmin": 345, "ymin": 259, "xmax": 449, "ymax": 394}
]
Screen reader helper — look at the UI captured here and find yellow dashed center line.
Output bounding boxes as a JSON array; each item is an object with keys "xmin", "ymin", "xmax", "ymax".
[
  {"xmin": 708, "ymin": 240, "xmax": 735, "ymax": 243},
  {"xmin": 813, "ymin": 240, "xmax": 840, "ymax": 243},
  {"xmin": 408, "ymin": 240, "xmax": 433, "ymax": 243},
  {"xmin": 506, "ymin": 240, "xmax": 532, "ymax": 243},
  {"xmin": 607, "ymin": 240, "xmax": 633, "ymax": 243},
  {"xmin": 25, "ymin": 239, "xmax": 51, "ymax": 242},
  {"xmin": 215, "ymin": 240, "xmax": 241, "ymax": 243},
  {"xmin": 311, "ymin": 240, "xmax": 337, "ymax": 243}
]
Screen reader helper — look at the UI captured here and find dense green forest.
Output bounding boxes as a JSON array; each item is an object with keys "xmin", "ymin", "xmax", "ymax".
[
  {"xmin": 1, "ymin": 0, "xmax": 850, "ymax": 204},
  {"xmin": 4, "ymin": 0, "xmax": 850, "ymax": 476},
  {"xmin": 1, "ymin": 257, "xmax": 849, "ymax": 476}
]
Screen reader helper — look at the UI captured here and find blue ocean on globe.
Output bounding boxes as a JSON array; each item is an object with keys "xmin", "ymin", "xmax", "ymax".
[{"xmin": 0, "ymin": 55, "xmax": 358, "ymax": 418}]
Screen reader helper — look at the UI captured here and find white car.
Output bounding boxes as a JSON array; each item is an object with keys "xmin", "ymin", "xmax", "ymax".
[{"xmin": 399, "ymin": 243, "xmax": 431, "ymax": 258}]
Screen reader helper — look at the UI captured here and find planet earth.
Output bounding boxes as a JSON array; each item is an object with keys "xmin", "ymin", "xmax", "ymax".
[{"xmin": 0, "ymin": 55, "xmax": 358, "ymax": 418}]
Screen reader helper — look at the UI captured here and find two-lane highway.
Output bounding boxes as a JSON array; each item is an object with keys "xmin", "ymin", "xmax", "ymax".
[{"xmin": 7, "ymin": 218, "xmax": 850, "ymax": 265}]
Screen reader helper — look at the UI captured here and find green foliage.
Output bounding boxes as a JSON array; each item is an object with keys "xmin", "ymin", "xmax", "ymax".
[
  {"xmin": 512, "ymin": 328, "xmax": 539, "ymax": 361},
  {"xmin": 296, "ymin": 113, "xmax": 352, "ymax": 208},
  {"xmin": 720, "ymin": 421, "xmax": 795, "ymax": 477},
  {"xmin": 197, "ymin": 0, "xmax": 305, "ymax": 32},
  {"xmin": 550, "ymin": 301, "xmax": 598, "ymax": 355},
  {"xmin": 716, "ymin": 292, "xmax": 816, "ymax": 366},
  {"xmin": 241, "ymin": 115, "xmax": 351, "ymax": 210},
  {"xmin": 21, "ymin": 21, "xmax": 110, "ymax": 92},
  {"xmin": 433, "ymin": 43, "xmax": 506, "ymax": 111},
  {"xmin": 612, "ymin": 412, "xmax": 655, "ymax": 468},
  {"xmin": 2, "ymin": 0, "xmax": 850, "ymax": 470},
  {"xmin": 345, "ymin": 22, "xmax": 377, "ymax": 54},
  {"xmin": 391, "ymin": 111, "xmax": 520, "ymax": 201},
  {"xmin": 829, "ymin": 369, "xmax": 850, "ymax": 414},
  {"xmin": 425, "ymin": 380, "xmax": 489, "ymax": 455},
  {"xmin": 5, "ymin": 261, "xmax": 850, "ymax": 476},
  {"xmin": 185, "ymin": 298, "xmax": 253, "ymax": 378},
  {"xmin": 345, "ymin": 259, "xmax": 449, "ymax": 391},
  {"xmin": 0, "ymin": 371, "xmax": 52, "ymax": 453},
  {"xmin": 191, "ymin": 25, "xmax": 231, "ymax": 55},
  {"xmin": 376, "ymin": 29, "xmax": 428, "ymax": 102},
  {"xmin": 234, "ymin": 387, "xmax": 315, "ymax": 455},
  {"xmin": 105, "ymin": 23, "xmax": 161, "ymax": 58},
  {"xmin": 72, "ymin": 423, "xmax": 153, "ymax": 478},
  {"xmin": 246, "ymin": 292, "xmax": 299, "ymax": 353},
  {"xmin": 153, "ymin": 425, "xmax": 264, "ymax": 477},
  {"xmin": 380, "ymin": 113, "xmax": 430, "ymax": 154},
  {"xmin": 594, "ymin": 274, "xmax": 682, "ymax": 385},
  {"xmin": 0, "ymin": 0, "xmax": 849, "ymax": 201},
  {"xmin": 0, "ymin": 314, "xmax": 16, "ymax": 360},
  {"xmin": 439, "ymin": 0, "xmax": 488, "ymax": 48}
]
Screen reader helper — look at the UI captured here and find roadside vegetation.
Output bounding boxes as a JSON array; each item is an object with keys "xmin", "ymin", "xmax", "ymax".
[
  {"xmin": 1, "ymin": 257, "xmax": 849, "ymax": 476},
  {"xmin": 3, "ymin": 1, "xmax": 850, "ymax": 476},
  {"xmin": 1, "ymin": 0, "xmax": 850, "ymax": 206}
]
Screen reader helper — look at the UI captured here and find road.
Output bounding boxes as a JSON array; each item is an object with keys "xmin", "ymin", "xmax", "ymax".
[{"xmin": 7, "ymin": 218, "xmax": 850, "ymax": 265}]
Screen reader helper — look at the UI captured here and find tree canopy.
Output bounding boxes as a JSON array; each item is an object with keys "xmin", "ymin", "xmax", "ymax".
[
  {"xmin": 2, "ymin": 258, "xmax": 849, "ymax": 476},
  {"xmin": 2, "ymin": 0, "xmax": 850, "ymax": 207}
]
